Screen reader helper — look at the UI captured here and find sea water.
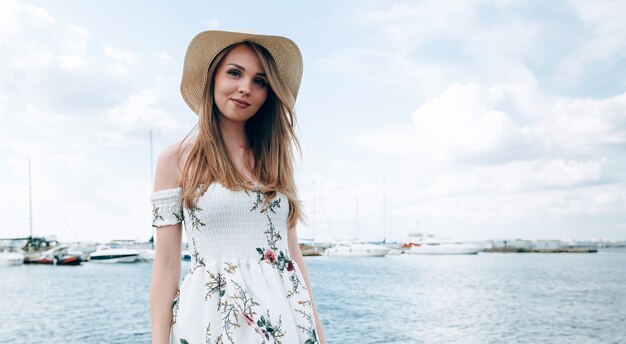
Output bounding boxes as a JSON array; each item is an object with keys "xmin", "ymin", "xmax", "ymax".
[{"xmin": 1, "ymin": 249, "xmax": 625, "ymax": 343}]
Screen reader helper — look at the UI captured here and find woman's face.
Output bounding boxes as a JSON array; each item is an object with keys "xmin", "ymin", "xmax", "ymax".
[{"xmin": 213, "ymin": 44, "xmax": 269, "ymax": 124}]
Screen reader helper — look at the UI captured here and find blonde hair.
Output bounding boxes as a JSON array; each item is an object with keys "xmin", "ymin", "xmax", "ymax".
[{"xmin": 179, "ymin": 41, "xmax": 303, "ymax": 230}]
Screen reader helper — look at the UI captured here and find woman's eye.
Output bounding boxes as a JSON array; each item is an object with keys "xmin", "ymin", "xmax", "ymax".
[
  {"xmin": 254, "ymin": 78, "xmax": 267, "ymax": 87},
  {"xmin": 227, "ymin": 69, "xmax": 241, "ymax": 77}
]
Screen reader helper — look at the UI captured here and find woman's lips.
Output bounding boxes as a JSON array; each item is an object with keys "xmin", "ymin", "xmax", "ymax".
[{"xmin": 231, "ymin": 98, "xmax": 250, "ymax": 108}]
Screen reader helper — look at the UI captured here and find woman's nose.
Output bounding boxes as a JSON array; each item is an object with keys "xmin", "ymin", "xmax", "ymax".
[{"xmin": 238, "ymin": 82, "xmax": 251, "ymax": 95}]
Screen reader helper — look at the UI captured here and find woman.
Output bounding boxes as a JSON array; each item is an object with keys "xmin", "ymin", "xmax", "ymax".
[{"xmin": 150, "ymin": 30, "xmax": 326, "ymax": 344}]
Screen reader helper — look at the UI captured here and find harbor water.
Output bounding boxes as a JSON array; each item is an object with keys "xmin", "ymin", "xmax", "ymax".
[{"xmin": 1, "ymin": 249, "xmax": 625, "ymax": 343}]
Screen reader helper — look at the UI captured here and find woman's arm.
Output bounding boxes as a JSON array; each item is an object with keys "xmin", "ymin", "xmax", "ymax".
[
  {"xmin": 150, "ymin": 144, "xmax": 184, "ymax": 344},
  {"xmin": 288, "ymin": 227, "xmax": 327, "ymax": 344},
  {"xmin": 150, "ymin": 224, "xmax": 182, "ymax": 344}
]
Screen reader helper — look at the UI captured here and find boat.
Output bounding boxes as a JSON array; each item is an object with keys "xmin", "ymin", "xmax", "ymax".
[
  {"xmin": 404, "ymin": 232, "xmax": 484, "ymax": 255},
  {"xmin": 405, "ymin": 242, "xmax": 484, "ymax": 255},
  {"xmin": 181, "ymin": 250, "xmax": 191, "ymax": 261},
  {"xmin": 385, "ymin": 246, "xmax": 403, "ymax": 255},
  {"xmin": 89, "ymin": 243, "xmax": 140, "ymax": 263},
  {"xmin": 0, "ymin": 249, "xmax": 25, "ymax": 266},
  {"xmin": 138, "ymin": 249, "xmax": 155, "ymax": 262},
  {"xmin": 299, "ymin": 240, "xmax": 330, "ymax": 256},
  {"xmin": 324, "ymin": 241, "xmax": 390, "ymax": 257},
  {"xmin": 67, "ymin": 242, "xmax": 97, "ymax": 262},
  {"xmin": 25, "ymin": 246, "xmax": 82, "ymax": 265}
]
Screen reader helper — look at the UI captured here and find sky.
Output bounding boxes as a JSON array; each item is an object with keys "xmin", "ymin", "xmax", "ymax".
[{"xmin": 1, "ymin": 0, "xmax": 625, "ymax": 243}]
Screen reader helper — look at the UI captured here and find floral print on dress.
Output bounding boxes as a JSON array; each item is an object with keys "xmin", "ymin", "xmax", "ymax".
[
  {"xmin": 247, "ymin": 188, "xmax": 318, "ymax": 343},
  {"xmin": 255, "ymin": 310, "xmax": 286, "ymax": 343},
  {"xmin": 219, "ymin": 279, "xmax": 260, "ymax": 343},
  {"xmin": 172, "ymin": 286, "xmax": 181, "ymax": 325},
  {"xmin": 188, "ymin": 205, "xmax": 206, "ymax": 231},
  {"xmin": 249, "ymin": 189, "xmax": 297, "ymax": 276}
]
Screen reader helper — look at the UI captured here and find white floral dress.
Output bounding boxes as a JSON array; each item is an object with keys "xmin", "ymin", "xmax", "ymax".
[{"xmin": 151, "ymin": 182, "xmax": 318, "ymax": 344}]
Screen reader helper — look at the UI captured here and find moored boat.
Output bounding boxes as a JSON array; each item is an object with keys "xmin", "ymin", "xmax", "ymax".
[
  {"xmin": 404, "ymin": 232, "xmax": 485, "ymax": 255},
  {"xmin": 299, "ymin": 241, "xmax": 330, "ymax": 256},
  {"xmin": 24, "ymin": 246, "xmax": 82, "ymax": 265},
  {"xmin": 138, "ymin": 249, "xmax": 155, "ymax": 262},
  {"xmin": 405, "ymin": 242, "xmax": 484, "ymax": 255},
  {"xmin": 89, "ymin": 243, "xmax": 140, "ymax": 263},
  {"xmin": 0, "ymin": 250, "xmax": 25, "ymax": 266},
  {"xmin": 325, "ymin": 241, "xmax": 390, "ymax": 257}
]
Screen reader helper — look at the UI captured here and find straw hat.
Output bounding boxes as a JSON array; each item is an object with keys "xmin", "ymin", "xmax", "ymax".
[{"xmin": 180, "ymin": 30, "xmax": 303, "ymax": 115}]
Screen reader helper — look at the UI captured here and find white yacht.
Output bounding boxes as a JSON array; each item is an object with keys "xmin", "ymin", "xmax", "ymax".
[
  {"xmin": 0, "ymin": 250, "xmax": 25, "ymax": 266},
  {"xmin": 385, "ymin": 247, "xmax": 403, "ymax": 255},
  {"xmin": 405, "ymin": 233, "xmax": 484, "ymax": 255},
  {"xmin": 325, "ymin": 241, "xmax": 390, "ymax": 257},
  {"xmin": 89, "ymin": 243, "xmax": 140, "ymax": 263},
  {"xmin": 406, "ymin": 242, "xmax": 484, "ymax": 255},
  {"xmin": 138, "ymin": 249, "xmax": 155, "ymax": 262}
]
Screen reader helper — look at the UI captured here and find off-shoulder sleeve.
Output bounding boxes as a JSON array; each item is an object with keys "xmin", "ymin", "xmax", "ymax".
[{"xmin": 151, "ymin": 188, "xmax": 184, "ymax": 228}]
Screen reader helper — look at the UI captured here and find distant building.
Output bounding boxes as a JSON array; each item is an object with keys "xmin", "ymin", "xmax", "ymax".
[
  {"xmin": 490, "ymin": 239, "xmax": 533, "ymax": 249},
  {"xmin": 534, "ymin": 240, "xmax": 562, "ymax": 250}
]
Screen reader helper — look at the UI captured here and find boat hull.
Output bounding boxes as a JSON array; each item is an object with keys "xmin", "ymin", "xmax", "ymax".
[
  {"xmin": 325, "ymin": 244, "xmax": 390, "ymax": 257},
  {"xmin": 89, "ymin": 254, "xmax": 139, "ymax": 263},
  {"xmin": 25, "ymin": 256, "xmax": 82, "ymax": 265},
  {"xmin": 0, "ymin": 252, "xmax": 24, "ymax": 266}
]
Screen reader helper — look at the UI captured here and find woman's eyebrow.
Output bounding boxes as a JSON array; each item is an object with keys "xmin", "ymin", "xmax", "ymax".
[{"xmin": 227, "ymin": 63, "xmax": 266, "ymax": 77}]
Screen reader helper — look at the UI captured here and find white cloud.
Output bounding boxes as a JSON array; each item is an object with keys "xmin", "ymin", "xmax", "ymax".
[
  {"xmin": 67, "ymin": 23, "xmax": 89, "ymax": 38},
  {"xmin": 0, "ymin": 94, "xmax": 7, "ymax": 114},
  {"xmin": 102, "ymin": 46, "xmax": 138, "ymax": 64},
  {"xmin": 158, "ymin": 51, "xmax": 171, "ymax": 61},
  {"xmin": 97, "ymin": 131, "xmax": 125, "ymax": 147},
  {"xmin": 528, "ymin": 92, "xmax": 626, "ymax": 151},
  {"xmin": 24, "ymin": 4, "xmax": 55, "ymax": 26},
  {"xmin": 353, "ymin": 83, "xmax": 522, "ymax": 163},
  {"xmin": 56, "ymin": 54, "xmax": 87, "ymax": 70},
  {"xmin": 106, "ymin": 88, "xmax": 180, "ymax": 131},
  {"xmin": 102, "ymin": 46, "xmax": 138, "ymax": 76},
  {"xmin": 14, "ymin": 50, "xmax": 55, "ymax": 67},
  {"xmin": 560, "ymin": 0, "xmax": 626, "ymax": 82},
  {"xmin": 0, "ymin": 0, "xmax": 21, "ymax": 41}
]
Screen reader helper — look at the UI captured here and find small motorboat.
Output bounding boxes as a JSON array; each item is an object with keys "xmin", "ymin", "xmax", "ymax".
[
  {"xmin": 0, "ymin": 249, "xmax": 25, "ymax": 266},
  {"xmin": 324, "ymin": 241, "xmax": 390, "ymax": 257},
  {"xmin": 89, "ymin": 243, "xmax": 140, "ymax": 263},
  {"xmin": 25, "ymin": 246, "xmax": 82, "ymax": 265},
  {"xmin": 299, "ymin": 241, "xmax": 330, "ymax": 256},
  {"xmin": 405, "ymin": 242, "xmax": 484, "ymax": 255},
  {"xmin": 404, "ymin": 232, "xmax": 485, "ymax": 255}
]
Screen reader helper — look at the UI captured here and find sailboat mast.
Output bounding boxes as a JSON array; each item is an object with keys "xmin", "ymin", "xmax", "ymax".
[
  {"xmin": 28, "ymin": 158, "xmax": 33, "ymax": 238},
  {"xmin": 383, "ymin": 173, "xmax": 386, "ymax": 243},
  {"xmin": 356, "ymin": 193, "xmax": 359, "ymax": 240},
  {"xmin": 150, "ymin": 129, "xmax": 154, "ymax": 187},
  {"xmin": 150, "ymin": 130, "xmax": 155, "ymax": 249},
  {"xmin": 312, "ymin": 179, "xmax": 316, "ymax": 242}
]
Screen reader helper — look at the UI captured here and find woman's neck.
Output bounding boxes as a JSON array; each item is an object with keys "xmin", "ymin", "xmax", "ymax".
[
  {"xmin": 219, "ymin": 117, "xmax": 255, "ymax": 182},
  {"xmin": 219, "ymin": 117, "xmax": 248, "ymax": 152}
]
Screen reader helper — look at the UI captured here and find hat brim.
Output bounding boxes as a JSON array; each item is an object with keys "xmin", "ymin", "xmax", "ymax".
[{"xmin": 180, "ymin": 30, "xmax": 303, "ymax": 115}]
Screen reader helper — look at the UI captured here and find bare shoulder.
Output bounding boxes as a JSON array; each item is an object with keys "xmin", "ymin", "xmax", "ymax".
[{"xmin": 153, "ymin": 136, "xmax": 197, "ymax": 192}]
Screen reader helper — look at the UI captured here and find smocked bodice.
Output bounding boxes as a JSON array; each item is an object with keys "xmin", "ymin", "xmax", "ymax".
[{"xmin": 151, "ymin": 183, "xmax": 290, "ymax": 263}]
